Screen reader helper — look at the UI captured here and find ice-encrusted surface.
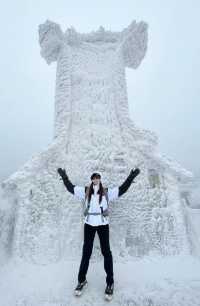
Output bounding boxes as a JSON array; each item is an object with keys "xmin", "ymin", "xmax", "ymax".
[
  {"xmin": 0, "ymin": 19, "xmax": 199, "ymax": 306},
  {"xmin": 1, "ymin": 20, "xmax": 193, "ymax": 264}
]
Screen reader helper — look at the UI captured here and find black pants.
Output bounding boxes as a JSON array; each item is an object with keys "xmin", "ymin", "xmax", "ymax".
[{"xmin": 78, "ymin": 223, "xmax": 114, "ymax": 285}]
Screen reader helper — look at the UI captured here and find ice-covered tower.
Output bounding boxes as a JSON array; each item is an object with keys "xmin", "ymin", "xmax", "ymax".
[{"xmin": 1, "ymin": 20, "xmax": 192, "ymax": 264}]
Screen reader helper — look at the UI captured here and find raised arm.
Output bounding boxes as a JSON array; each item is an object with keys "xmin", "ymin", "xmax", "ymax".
[
  {"xmin": 57, "ymin": 168, "xmax": 75, "ymax": 194},
  {"xmin": 118, "ymin": 168, "xmax": 140, "ymax": 197},
  {"xmin": 57, "ymin": 168, "xmax": 86, "ymax": 200},
  {"xmin": 107, "ymin": 168, "xmax": 140, "ymax": 201}
]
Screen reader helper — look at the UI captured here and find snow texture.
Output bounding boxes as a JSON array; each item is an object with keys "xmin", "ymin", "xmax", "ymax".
[
  {"xmin": 1, "ymin": 256, "xmax": 200, "ymax": 306},
  {"xmin": 0, "ymin": 19, "xmax": 199, "ymax": 306},
  {"xmin": 0, "ymin": 19, "xmax": 194, "ymax": 263}
]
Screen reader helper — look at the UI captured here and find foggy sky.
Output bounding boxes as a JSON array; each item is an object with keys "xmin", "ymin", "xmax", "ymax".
[{"xmin": 0, "ymin": 0, "xmax": 200, "ymax": 181}]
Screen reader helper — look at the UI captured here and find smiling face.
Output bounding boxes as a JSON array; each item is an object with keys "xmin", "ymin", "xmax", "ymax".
[
  {"xmin": 90, "ymin": 173, "xmax": 101, "ymax": 185},
  {"xmin": 92, "ymin": 177, "xmax": 101, "ymax": 186}
]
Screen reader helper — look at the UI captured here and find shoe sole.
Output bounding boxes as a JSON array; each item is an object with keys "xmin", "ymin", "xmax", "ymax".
[{"xmin": 74, "ymin": 282, "xmax": 88, "ymax": 297}]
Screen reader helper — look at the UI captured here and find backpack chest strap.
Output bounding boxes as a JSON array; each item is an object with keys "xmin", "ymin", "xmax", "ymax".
[{"xmin": 84, "ymin": 186, "xmax": 109, "ymax": 222}]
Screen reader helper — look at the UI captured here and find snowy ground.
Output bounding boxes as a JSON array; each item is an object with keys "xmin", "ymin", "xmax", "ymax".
[
  {"xmin": 1, "ymin": 255, "xmax": 200, "ymax": 306},
  {"xmin": 1, "ymin": 187, "xmax": 200, "ymax": 305}
]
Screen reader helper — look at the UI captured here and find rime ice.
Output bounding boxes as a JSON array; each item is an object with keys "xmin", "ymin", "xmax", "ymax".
[{"xmin": 1, "ymin": 20, "xmax": 193, "ymax": 264}]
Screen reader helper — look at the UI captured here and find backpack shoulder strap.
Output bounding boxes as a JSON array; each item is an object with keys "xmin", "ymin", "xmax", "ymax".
[
  {"xmin": 103, "ymin": 187, "xmax": 109, "ymax": 205},
  {"xmin": 85, "ymin": 186, "xmax": 90, "ymax": 201}
]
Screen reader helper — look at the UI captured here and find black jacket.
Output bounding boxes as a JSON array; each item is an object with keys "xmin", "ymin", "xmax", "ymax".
[{"xmin": 59, "ymin": 168, "xmax": 140, "ymax": 198}]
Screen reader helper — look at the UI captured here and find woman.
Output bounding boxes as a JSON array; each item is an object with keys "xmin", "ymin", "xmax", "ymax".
[{"xmin": 57, "ymin": 167, "xmax": 140, "ymax": 300}]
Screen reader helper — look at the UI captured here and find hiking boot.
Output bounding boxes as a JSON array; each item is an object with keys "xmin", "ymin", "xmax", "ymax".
[
  {"xmin": 105, "ymin": 283, "xmax": 114, "ymax": 301},
  {"xmin": 74, "ymin": 280, "xmax": 88, "ymax": 296}
]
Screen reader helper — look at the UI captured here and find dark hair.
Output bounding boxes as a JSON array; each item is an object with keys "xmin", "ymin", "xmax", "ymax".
[
  {"xmin": 88, "ymin": 181, "xmax": 105, "ymax": 204},
  {"xmin": 90, "ymin": 172, "xmax": 101, "ymax": 180}
]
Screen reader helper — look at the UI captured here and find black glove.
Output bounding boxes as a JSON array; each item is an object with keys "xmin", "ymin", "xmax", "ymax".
[
  {"xmin": 130, "ymin": 168, "xmax": 140, "ymax": 179},
  {"xmin": 57, "ymin": 168, "xmax": 68, "ymax": 180}
]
